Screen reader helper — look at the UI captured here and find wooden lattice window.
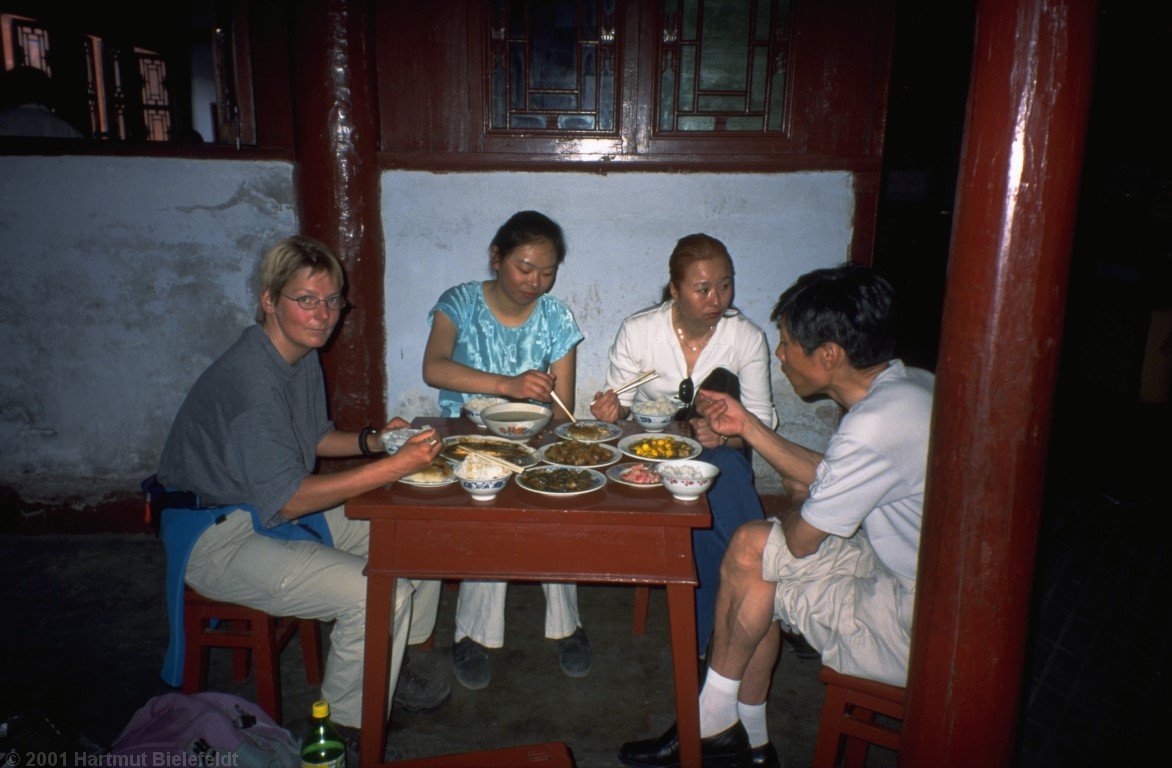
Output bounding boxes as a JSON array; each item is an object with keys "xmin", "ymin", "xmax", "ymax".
[
  {"xmin": 137, "ymin": 50, "xmax": 172, "ymax": 142},
  {"xmin": 487, "ymin": 0, "xmax": 620, "ymax": 134},
  {"xmin": 656, "ymin": 0, "xmax": 791, "ymax": 134}
]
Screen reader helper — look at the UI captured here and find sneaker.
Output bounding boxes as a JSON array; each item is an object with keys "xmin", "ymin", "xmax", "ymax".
[
  {"xmin": 392, "ymin": 664, "xmax": 452, "ymax": 714},
  {"xmin": 556, "ymin": 627, "xmax": 593, "ymax": 678},
  {"xmin": 452, "ymin": 637, "xmax": 492, "ymax": 690}
]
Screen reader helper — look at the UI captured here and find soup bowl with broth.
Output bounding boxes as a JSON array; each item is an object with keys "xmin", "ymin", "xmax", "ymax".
[{"xmin": 479, "ymin": 402, "xmax": 553, "ymax": 440}]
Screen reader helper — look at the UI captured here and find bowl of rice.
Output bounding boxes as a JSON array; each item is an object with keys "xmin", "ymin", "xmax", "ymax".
[
  {"xmin": 658, "ymin": 459, "xmax": 719, "ymax": 501},
  {"xmin": 630, "ymin": 397, "xmax": 683, "ymax": 432},
  {"xmin": 464, "ymin": 396, "xmax": 510, "ymax": 427},
  {"xmin": 379, "ymin": 427, "xmax": 424, "ymax": 455},
  {"xmin": 455, "ymin": 453, "xmax": 512, "ymax": 501}
]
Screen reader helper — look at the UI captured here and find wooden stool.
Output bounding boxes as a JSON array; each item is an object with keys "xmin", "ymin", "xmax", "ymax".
[
  {"xmin": 812, "ymin": 667, "xmax": 906, "ymax": 768},
  {"xmin": 182, "ymin": 587, "xmax": 323, "ymax": 724},
  {"xmin": 390, "ymin": 741, "xmax": 573, "ymax": 767}
]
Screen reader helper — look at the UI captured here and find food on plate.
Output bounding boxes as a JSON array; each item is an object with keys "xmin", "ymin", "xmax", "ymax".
[
  {"xmin": 442, "ymin": 437, "xmax": 534, "ymax": 463},
  {"xmin": 619, "ymin": 463, "xmax": 661, "ymax": 485},
  {"xmin": 520, "ymin": 467, "xmax": 597, "ymax": 492},
  {"xmin": 544, "ymin": 440, "xmax": 614, "ymax": 466},
  {"xmin": 401, "ymin": 456, "xmax": 454, "ymax": 484},
  {"xmin": 565, "ymin": 422, "xmax": 612, "ymax": 441},
  {"xmin": 628, "ymin": 436, "xmax": 696, "ymax": 460}
]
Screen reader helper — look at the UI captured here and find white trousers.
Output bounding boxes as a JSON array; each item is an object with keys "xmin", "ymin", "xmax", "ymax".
[
  {"xmin": 454, "ymin": 581, "xmax": 580, "ymax": 647},
  {"xmin": 184, "ymin": 506, "xmax": 440, "ymax": 727}
]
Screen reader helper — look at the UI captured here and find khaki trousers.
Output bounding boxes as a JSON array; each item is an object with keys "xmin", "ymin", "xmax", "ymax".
[{"xmin": 185, "ymin": 505, "xmax": 440, "ymax": 727}]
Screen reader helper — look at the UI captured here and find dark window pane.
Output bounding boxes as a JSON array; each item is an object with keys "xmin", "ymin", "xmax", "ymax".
[
  {"xmin": 655, "ymin": 0, "xmax": 791, "ymax": 135},
  {"xmin": 698, "ymin": 0, "xmax": 749, "ymax": 90},
  {"xmin": 533, "ymin": 92, "xmax": 578, "ymax": 110},
  {"xmin": 558, "ymin": 114, "xmax": 595, "ymax": 130},
  {"xmin": 486, "ymin": 0, "xmax": 620, "ymax": 136}
]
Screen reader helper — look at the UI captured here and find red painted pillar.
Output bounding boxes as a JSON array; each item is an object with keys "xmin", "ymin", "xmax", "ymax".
[
  {"xmin": 902, "ymin": 1, "xmax": 1096, "ymax": 766},
  {"xmin": 290, "ymin": 0, "xmax": 385, "ymax": 429}
]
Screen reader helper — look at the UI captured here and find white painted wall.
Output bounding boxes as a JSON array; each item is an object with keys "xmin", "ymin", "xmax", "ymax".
[
  {"xmin": 1, "ymin": 156, "xmax": 296, "ymax": 502},
  {"xmin": 382, "ymin": 171, "xmax": 850, "ymax": 491}
]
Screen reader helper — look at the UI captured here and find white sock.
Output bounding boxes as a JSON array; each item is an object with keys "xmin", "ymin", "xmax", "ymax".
[
  {"xmin": 698, "ymin": 669, "xmax": 740, "ymax": 737},
  {"xmin": 737, "ymin": 701, "xmax": 769, "ymax": 748}
]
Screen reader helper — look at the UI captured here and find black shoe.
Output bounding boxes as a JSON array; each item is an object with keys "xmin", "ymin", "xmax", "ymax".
[
  {"xmin": 452, "ymin": 637, "xmax": 492, "ymax": 690},
  {"xmin": 749, "ymin": 741, "xmax": 781, "ymax": 768},
  {"xmin": 783, "ymin": 631, "xmax": 820, "ymax": 660},
  {"xmin": 392, "ymin": 664, "xmax": 452, "ymax": 714},
  {"xmin": 556, "ymin": 627, "xmax": 593, "ymax": 678},
  {"xmin": 618, "ymin": 721, "xmax": 751, "ymax": 768}
]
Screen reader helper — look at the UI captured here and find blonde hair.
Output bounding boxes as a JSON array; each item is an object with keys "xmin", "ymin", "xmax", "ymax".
[{"xmin": 255, "ymin": 236, "xmax": 344, "ymax": 322}]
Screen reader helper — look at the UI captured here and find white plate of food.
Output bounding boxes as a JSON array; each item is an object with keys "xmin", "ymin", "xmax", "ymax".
[
  {"xmin": 537, "ymin": 440, "xmax": 622, "ymax": 469},
  {"xmin": 398, "ymin": 457, "xmax": 458, "ymax": 487},
  {"xmin": 516, "ymin": 466, "xmax": 607, "ymax": 497},
  {"xmin": 553, "ymin": 420, "xmax": 624, "ymax": 443},
  {"xmin": 616, "ymin": 433, "xmax": 703, "ymax": 462},
  {"xmin": 441, "ymin": 435, "xmax": 541, "ymax": 468},
  {"xmin": 605, "ymin": 461, "xmax": 664, "ymax": 489}
]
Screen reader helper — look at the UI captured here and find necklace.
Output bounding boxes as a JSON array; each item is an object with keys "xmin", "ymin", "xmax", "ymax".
[{"xmin": 674, "ymin": 309, "xmax": 716, "ymax": 352}]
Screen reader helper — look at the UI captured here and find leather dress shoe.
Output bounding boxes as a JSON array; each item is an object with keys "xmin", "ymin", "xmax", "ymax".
[
  {"xmin": 618, "ymin": 720, "xmax": 751, "ymax": 768},
  {"xmin": 749, "ymin": 741, "xmax": 781, "ymax": 768}
]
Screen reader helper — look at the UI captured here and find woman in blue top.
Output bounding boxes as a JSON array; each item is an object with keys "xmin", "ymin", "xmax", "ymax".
[{"xmin": 422, "ymin": 210, "xmax": 589, "ymax": 691}]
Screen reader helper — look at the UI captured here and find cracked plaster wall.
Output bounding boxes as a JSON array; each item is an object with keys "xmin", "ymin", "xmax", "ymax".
[{"xmin": 1, "ymin": 156, "xmax": 295, "ymax": 502}]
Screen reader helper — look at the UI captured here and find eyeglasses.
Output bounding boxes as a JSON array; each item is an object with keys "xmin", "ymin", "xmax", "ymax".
[{"xmin": 282, "ymin": 294, "xmax": 349, "ymax": 312}]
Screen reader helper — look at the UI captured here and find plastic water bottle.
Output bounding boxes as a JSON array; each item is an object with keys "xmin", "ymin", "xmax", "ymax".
[{"xmin": 300, "ymin": 700, "xmax": 346, "ymax": 768}]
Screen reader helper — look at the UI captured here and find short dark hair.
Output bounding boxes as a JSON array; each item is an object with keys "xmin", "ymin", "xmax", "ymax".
[
  {"xmin": 489, "ymin": 210, "xmax": 567, "ymax": 264},
  {"xmin": 770, "ymin": 264, "xmax": 896, "ymax": 368}
]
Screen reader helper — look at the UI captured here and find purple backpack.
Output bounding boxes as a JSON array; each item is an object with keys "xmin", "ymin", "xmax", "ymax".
[{"xmin": 110, "ymin": 692, "xmax": 298, "ymax": 767}]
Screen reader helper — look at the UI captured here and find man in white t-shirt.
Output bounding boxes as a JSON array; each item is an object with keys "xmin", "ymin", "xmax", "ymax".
[{"xmin": 619, "ymin": 265, "xmax": 934, "ymax": 768}]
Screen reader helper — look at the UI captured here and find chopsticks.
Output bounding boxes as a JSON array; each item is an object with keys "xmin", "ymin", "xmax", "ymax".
[
  {"xmin": 550, "ymin": 391, "xmax": 576, "ymax": 422},
  {"xmin": 590, "ymin": 370, "xmax": 659, "ymax": 406},
  {"xmin": 462, "ymin": 448, "xmax": 526, "ymax": 474}
]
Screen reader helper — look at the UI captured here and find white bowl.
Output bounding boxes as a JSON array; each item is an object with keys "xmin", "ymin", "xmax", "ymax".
[
  {"xmin": 463, "ymin": 396, "xmax": 510, "ymax": 427},
  {"xmin": 379, "ymin": 427, "xmax": 423, "ymax": 455},
  {"xmin": 480, "ymin": 402, "xmax": 553, "ymax": 440},
  {"xmin": 658, "ymin": 459, "xmax": 720, "ymax": 501},
  {"xmin": 454, "ymin": 463, "xmax": 511, "ymax": 501},
  {"xmin": 630, "ymin": 400, "xmax": 679, "ymax": 432}
]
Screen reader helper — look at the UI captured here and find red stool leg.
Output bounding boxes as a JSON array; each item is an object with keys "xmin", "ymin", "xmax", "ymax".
[
  {"xmin": 252, "ymin": 614, "xmax": 282, "ymax": 723},
  {"xmin": 632, "ymin": 586, "xmax": 651, "ymax": 636},
  {"xmin": 300, "ymin": 619, "xmax": 324, "ymax": 686}
]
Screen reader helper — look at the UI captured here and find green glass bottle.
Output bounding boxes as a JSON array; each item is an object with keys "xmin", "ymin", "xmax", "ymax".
[{"xmin": 300, "ymin": 700, "xmax": 347, "ymax": 768}]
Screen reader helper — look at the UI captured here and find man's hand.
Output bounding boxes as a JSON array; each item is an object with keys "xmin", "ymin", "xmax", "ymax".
[{"xmin": 696, "ymin": 389, "xmax": 754, "ymax": 439}]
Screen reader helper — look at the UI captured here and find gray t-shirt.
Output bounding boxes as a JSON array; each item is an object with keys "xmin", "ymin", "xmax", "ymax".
[{"xmin": 157, "ymin": 324, "xmax": 334, "ymax": 527}]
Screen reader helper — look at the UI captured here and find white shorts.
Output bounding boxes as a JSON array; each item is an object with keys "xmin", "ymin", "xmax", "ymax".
[{"xmin": 763, "ymin": 522, "xmax": 915, "ymax": 686}]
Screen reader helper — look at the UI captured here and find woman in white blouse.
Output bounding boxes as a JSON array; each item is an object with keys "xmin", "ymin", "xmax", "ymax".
[{"xmin": 590, "ymin": 233, "xmax": 778, "ymax": 656}]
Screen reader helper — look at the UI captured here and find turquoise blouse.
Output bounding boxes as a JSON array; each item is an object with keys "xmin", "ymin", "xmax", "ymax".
[{"xmin": 429, "ymin": 281, "xmax": 584, "ymax": 417}]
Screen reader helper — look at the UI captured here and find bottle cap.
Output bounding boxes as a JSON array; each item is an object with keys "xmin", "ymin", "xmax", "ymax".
[{"xmin": 312, "ymin": 700, "xmax": 330, "ymax": 719}]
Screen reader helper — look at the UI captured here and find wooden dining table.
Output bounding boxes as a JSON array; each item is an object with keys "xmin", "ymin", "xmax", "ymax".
[{"xmin": 346, "ymin": 416, "xmax": 712, "ymax": 767}]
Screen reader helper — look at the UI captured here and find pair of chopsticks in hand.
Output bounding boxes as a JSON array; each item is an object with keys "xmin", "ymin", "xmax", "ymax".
[{"xmin": 589, "ymin": 370, "xmax": 659, "ymax": 407}]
